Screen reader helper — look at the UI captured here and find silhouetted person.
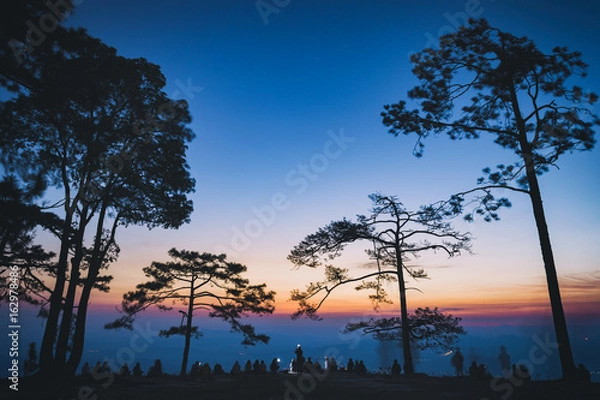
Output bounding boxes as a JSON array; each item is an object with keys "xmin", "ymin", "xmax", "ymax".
[
  {"xmin": 200, "ymin": 362, "xmax": 211, "ymax": 376},
  {"xmin": 214, "ymin": 363, "xmax": 225, "ymax": 375},
  {"xmin": 244, "ymin": 360, "xmax": 252, "ymax": 374},
  {"xmin": 303, "ymin": 357, "xmax": 314, "ymax": 373},
  {"xmin": 391, "ymin": 359, "xmax": 401, "ymax": 376},
  {"xmin": 92, "ymin": 361, "xmax": 101, "ymax": 376},
  {"xmin": 313, "ymin": 361, "xmax": 323, "ymax": 373},
  {"xmin": 347, "ymin": 358, "xmax": 354, "ymax": 372},
  {"xmin": 259, "ymin": 360, "xmax": 267, "ymax": 374},
  {"xmin": 328, "ymin": 356, "xmax": 338, "ymax": 372},
  {"xmin": 270, "ymin": 358, "xmax": 279, "ymax": 374},
  {"xmin": 469, "ymin": 361, "xmax": 478, "ymax": 377},
  {"xmin": 356, "ymin": 360, "xmax": 367, "ymax": 375},
  {"xmin": 253, "ymin": 359, "xmax": 260, "ymax": 374},
  {"xmin": 231, "ymin": 361, "xmax": 241, "ymax": 375},
  {"xmin": 99, "ymin": 361, "xmax": 111, "ymax": 374},
  {"xmin": 190, "ymin": 361, "xmax": 200, "ymax": 376},
  {"xmin": 578, "ymin": 364, "xmax": 591, "ymax": 383},
  {"xmin": 515, "ymin": 364, "xmax": 530, "ymax": 382},
  {"xmin": 498, "ymin": 346, "xmax": 511, "ymax": 376},
  {"xmin": 478, "ymin": 363, "xmax": 490, "ymax": 380},
  {"xmin": 148, "ymin": 359, "xmax": 163, "ymax": 377},
  {"xmin": 81, "ymin": 362, "xmax": 91, "ymax": 378},
  {"xmin": 451, "ymin": 348, "xmax": 464, "ymax": 376},
  {"xmin": 295, "ymin": 345, "xmax": 305, "ymax": 374},
  {"xmin": 119, "ymin": 362, "xmax": 131, "ymax": 376},
  {"xmin": 133, "ymin": 362, "xmax": 143, "ymax": 376}
]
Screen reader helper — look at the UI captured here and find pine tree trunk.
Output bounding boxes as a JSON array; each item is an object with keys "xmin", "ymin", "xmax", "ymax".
[
  {"xmin": 396, "ymin": 249, "xmax": 414, "ymax": 374},
  {"xmin": 180, "ymin": 282, "xmax": 195, "ymax": 376},
  {"xmin": 66, "ymin": 203, "xmax": 110, "ymax": 376},
  {"xmin": 66, "ymin": 266, "xmax": 97, "ymax": 376},
  {"xmin": 55, "ymin": 216, "xmax": 87, "ymax": 366},
  {"xmin": 509, "ymin": 79, "xmax": 577, "ymax": 380},
  {"xmin": 39, "ymin": 211, "xmax": 72, "ymax": 377},
  {"xmin": 523, "ymin": 151, "xmax": 576, "ymax": 379}
]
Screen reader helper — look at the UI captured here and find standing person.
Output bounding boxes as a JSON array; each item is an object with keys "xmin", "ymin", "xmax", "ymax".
[
  {"xmin": 498, "ymin": 346, "xmax": 511, "ymax": 377},
  {"xmin": 329, "ymin": 356, "xmax": 337, "ymax": 372},
  {"xmin": 391, "ymin": 359, "xmax": 401, "ymax": 376},
  {"xmin": 253, "ymin": 359, "xmax": 260, "ymax": 374},
  {"xmin": 259, "ymin": 360, "xmax": 267, "ymax": 374},
  {"xmin": 294, "ymin": 345, "xmax": 305, "ymax": 374},
  {"xmin": 451, "ymin": 348, "xmax": 464, "ymax": 377},
  {"xmin": 469, "ymin": 361, "xmax": 478, "ymax": 377},
  {"xmin": 270, "ymin": 358, "xmax": 279, "ymax": 374}
]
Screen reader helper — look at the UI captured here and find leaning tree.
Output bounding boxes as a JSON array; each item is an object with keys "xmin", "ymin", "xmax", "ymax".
[
  {"xmin": 288, "ymin": 193, "xmax": 471, "ymax": 374},
  {"xmin": 106, "ymin": 248, "xmax": 276, "ymax": 376},
  {"xmin": 0, "ymin": 31, "xmax": 196, "ymax": 377},
  {"xmin": 381, "ymin": 18, "xmax": 598, "ymax": 379}
]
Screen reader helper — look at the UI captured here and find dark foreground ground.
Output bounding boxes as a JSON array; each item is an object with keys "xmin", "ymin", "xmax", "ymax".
[{"xmin": 3, "ymin": 373, "xmax": 599, "ymax": 400}]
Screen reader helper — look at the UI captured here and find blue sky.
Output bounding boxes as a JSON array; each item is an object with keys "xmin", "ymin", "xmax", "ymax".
[
  {"xmin": 2, "ymin": 0, "xmax": 599, "ymax": 379},
  {"xmin": 57, "ymin": 0, "xmax": 600, "ymax": 311}
]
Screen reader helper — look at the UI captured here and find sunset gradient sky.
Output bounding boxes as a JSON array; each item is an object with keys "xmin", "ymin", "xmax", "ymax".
[
  {"xmin": 8, "ymin": 1, "xmax": 598, "ymax": 377},
  {"xmin": 53, "ymin": 0, "xmax": 600, "ymax": 324},
  {"xmin": 3, "ymin": 0, "xmax": 600, "ymax": 381}
]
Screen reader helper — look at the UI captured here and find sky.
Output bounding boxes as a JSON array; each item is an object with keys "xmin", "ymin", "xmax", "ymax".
[{"xmin": 3, "ymin": 0, "xmax": 600, "ymax": 378}]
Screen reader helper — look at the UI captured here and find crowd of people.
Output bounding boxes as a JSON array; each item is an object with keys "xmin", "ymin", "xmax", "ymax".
[
  {"xmin": 80, "ymin": 360, "xmax": 150, "ymax": 377},
  {"xmin": 450, "ymin": 346, "xmax": 591, "ymax": 384},
  {"xmin": 288, "ymin": 345, "xmax": 372, "ymax": 375},
  {"xmin": 79, "ymin": 344, "xmax": 592, "ymax": 382},
  {"xmin": 78, "ymin": 344, "xmax": 380, "ymax": 378},
  {"xmin": 79, "ymin": 356, "xmax": 376, "ymax": 378},
  {"xmin": 229, "ymin": 359, "xmax": 277, "ymax": 375}
]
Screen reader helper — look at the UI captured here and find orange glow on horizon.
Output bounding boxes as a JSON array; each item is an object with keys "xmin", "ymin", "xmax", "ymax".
[{"xmin": 91, "ymin": 280, "xmax": 600, "ymax": 327}]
